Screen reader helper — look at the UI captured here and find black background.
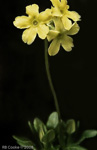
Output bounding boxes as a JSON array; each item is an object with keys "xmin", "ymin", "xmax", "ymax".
[{"xmin": 0, "ymin": 0, "xmax": 97, "ymax": 149}]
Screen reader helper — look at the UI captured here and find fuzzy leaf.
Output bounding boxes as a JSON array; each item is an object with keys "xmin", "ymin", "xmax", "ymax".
[
  {"xmin": 41, "ymin": 129, "xmax": 55, "ymax": 144},
  {"xmin": 28, "ymin": 121, "xmax": 35, "ymax": 133},
  {"xmin": 33, "ymin": 118, "xmax": 47, "ymax": 133},
  {"xmin": 46, "ymin": 112, "xmax": 59, "ymax": 129},
  {"xmin": 57, "ymin": 120, "xmax": 66, "ymax": 147},
  {"xmin": 39, "ymin": 126, "xmax": 46, "ymax": 141},
  {"xmin": 13, "ymin": 136, "xmax": 35, "ymax": 147},
  {"xmin": 65, "ymin": 145, "xmax": 87, "ymax": 150},
  {"xmin": 77, "ymin": 130, "xmax": 97, "ymax": 144},
  {"xmin": 66, "ymin": 119, "xmax": 76, "ymax": 134},
  {"xmin": 76, "ymin": 121, "xmax": 80, "ymax": 129}
]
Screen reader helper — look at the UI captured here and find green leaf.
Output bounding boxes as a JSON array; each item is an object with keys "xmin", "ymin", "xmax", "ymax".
[
  {"xmin": 77, "ymin": 130, "xmax": 97, "ymax": 144},
  {"xmin": 33, "ymin": 118, "xmax": 47, "ymax": 133},
  {"xmin": 39, "ymin": 126, "xmax": 46, "ymax": 141},
  {"xmin": 50, "ymin": 145, "xmax": 60, "ymax": 150},
  {"xmin": 28, "ymin": 121, "xmax": 34, "ymax": 133},
  {"xmin": 46, "ymin": 112, "xmax": 59, "ymax": 129},
  {"xmin": 13, "ymin": 136, "xmax": 35, "ymax": 148},
  {"xmin": 66, "ymin": 119, "xmax": 76, "ymax": 134},
  {"xmin": 41, "ymin": 129, "xmax": 55, "ymax": 144},
  {"xmin": 65, "ymin": 145, "xmax": 87, "ymax": 150},
  {"xmin": 57, "ymin": 120, "xmax": 66, "ymax": 147},
  {"xmin": 16, "ymin": 141, "xmax": 35, "ymax": 149},
  {"xmin": 76, "ymin": 121, "xmax": 80, "ymax": 129}
]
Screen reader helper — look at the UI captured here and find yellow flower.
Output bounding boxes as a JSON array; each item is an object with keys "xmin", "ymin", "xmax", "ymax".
[
  {"xmin": 50, "ymin": 0, "xmax": 81, "ymax": 30},
  {"xmin": 47, "ymin": 17, "xmax": 80, "ymax": 56},
  {"xmin": 13, "ymin": 4, "xmax": 52, "ymax": 45}
]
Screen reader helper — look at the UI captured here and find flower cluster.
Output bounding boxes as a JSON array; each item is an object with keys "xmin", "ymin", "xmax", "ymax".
[{"xmin": 13, "ymin": 0, "xmax": 81, "ymax": 56}]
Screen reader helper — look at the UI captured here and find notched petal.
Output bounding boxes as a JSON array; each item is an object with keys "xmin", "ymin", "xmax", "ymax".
[
  {"xmin": 26, "ymin": 4, "xmax": 39, "ymax": 16},
  {"xmin": 39, "ymin": 9, "xmax": 52, "ymax": 22},
  {"xmin": 62, "ymin": 16, "xmax": 72, "ymax": 30},
  {"xmin": 67, "ymin": 22, "xmax": 80, "ymax": 35},
  {"xmin": 51, "ymin": 7, "xmax": 62, "ymax": 17},
  {"xmin": 13, "ymin": 16, "xmax": 30, "ymax": 29},
  {"xmin": 67, "ymin": 11, "xmax": 81, "ymax": 21},
  {"xmin": 38, "ymin": 25, "xmax": 49, "ymax": 39},
  {"xmin": 48, "ymin": 38, "xmax": 60, "ymax": 56},
  {"xmin": 47, "ymin": 30, "xmax": 59, "ymax": 41},
  {"xmin": 50, "ymin": 0, "xmax": 59, "ymax": 7},
  {"xmin": 22, "ymin": 27, "xmax": 37, "ymax": 45},
  {"xmin": 61, "ymin": 35, "xmax": 74, "ymax": 52},
  {"xmin": 60, "ymin": 0, "xmax": 67, "ymax": 9}
]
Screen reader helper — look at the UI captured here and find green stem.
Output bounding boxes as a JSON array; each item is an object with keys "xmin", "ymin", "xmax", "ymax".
[{"xmin": 44, "ymin": 39, "xmax": 61, "ymax": 119}]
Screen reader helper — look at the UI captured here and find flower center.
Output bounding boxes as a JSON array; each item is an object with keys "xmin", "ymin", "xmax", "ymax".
[
  {"xmin": 33, "ymin": 20, "xmax": 38, "ymax": 26},
  {"xmin": 58, "ymin": 33, "xmax": 62, "ymax": 39},
  {"xmin": 60, "ymin": 9, "xmax": 64, "ymax": 14}
]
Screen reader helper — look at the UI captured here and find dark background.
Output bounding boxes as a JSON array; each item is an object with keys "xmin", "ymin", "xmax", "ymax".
[{"xmin": 0, "ymin": 0, "xmax": 97, "ymax": 149}]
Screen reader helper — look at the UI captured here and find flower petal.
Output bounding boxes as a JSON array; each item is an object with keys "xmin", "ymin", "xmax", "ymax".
[
  {"xmin": 54, "ymin": 17, "xmax": 64, "ymax": 32},
  {"xmin": 37, "ymin": 24, "xmax": 49, "ymax": 39},
  {"xmin": 67, "ymin": 11, "xmax": 81, "ymax": 21},
  {"xmin": 13, "ymin": 16, "xmax": 30, "ymax": 29},
  {"xmin": 67, "ymin": 22, "xmax": 80, "ymax": 35},
  {"xmin": 62, "ymin": 16, "xmax": 72, "ymax": 30},
  {"xmin": 22, "ymin": 27, "xmax": 37, "ymax": 45},
  {"xmin": 51, "ymin": 7, "xmax": 62, "ymax": 17},
  {"xmin": 39, "ymin": 9, "xmax": 52, "ymax": 22},
  {"xmin": 61, "ymin": 35, "xmax": 74, "ymax": 52},
  {"xmin": 48, "ymin": 38, "xmax": 60, "ymax": 56},
  {"xmin": 60, "ymin": 0, "xmax": 67, "ymax": 8},
  {"xmin": 26, "ymin": 4, "xmax": 39, "ymax": 16},
  {"xmin": 50, "ymin": 0, "xmax": 59, "ymax": 7},
  {"xmin": 47, "ymin": 30, "xmax": 59, "ymax": 41}
]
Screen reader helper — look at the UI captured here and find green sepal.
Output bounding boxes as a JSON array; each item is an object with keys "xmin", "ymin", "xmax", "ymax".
[{"xmin": 46, "ymin": 112, "xmax": 59, "ymax": 129}]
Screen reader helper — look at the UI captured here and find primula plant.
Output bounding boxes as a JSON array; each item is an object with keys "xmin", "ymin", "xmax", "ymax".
[{"xmin": 13, "ymin": 0, "xmax": 97, "ymax": 150}]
